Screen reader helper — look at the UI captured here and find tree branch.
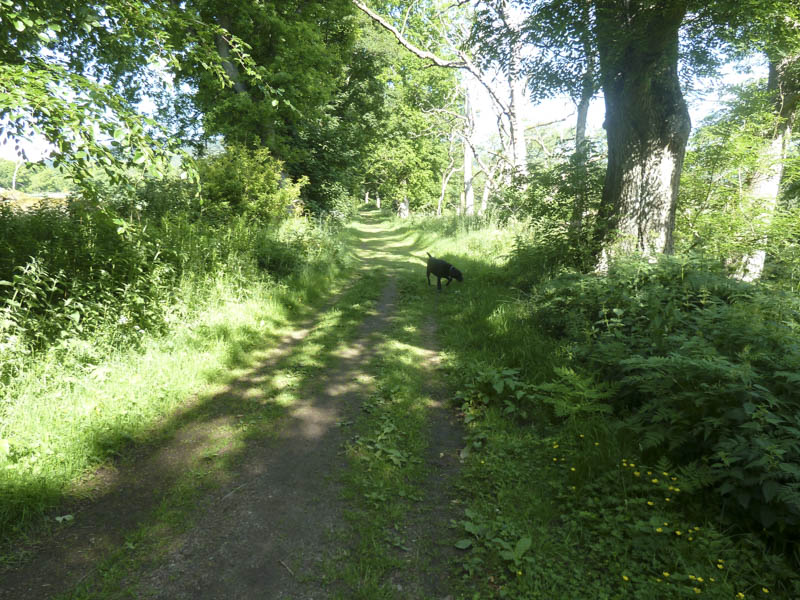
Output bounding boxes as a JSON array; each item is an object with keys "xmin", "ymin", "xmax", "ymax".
[
  {"xmin": 352, "ymin": 0, "xmax": 464, "ymax": 68},
  {"xmin": 352, "ymin": 0, "xmax": 511, "ymax": 115}
]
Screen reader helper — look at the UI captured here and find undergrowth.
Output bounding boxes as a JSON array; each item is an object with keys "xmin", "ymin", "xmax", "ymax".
[
  {"xmin": 414, "ymin": 214, "xmax": 800, "ymax": 598},
  {"xmin": 0, "ymin": 163, "xmax": 348, "ymax": 543}
]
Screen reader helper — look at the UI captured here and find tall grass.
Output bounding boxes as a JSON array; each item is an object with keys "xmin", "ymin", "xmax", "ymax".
[{"xmin": 0, "ymin": 181, "xmax": 350, "ymax": 541}]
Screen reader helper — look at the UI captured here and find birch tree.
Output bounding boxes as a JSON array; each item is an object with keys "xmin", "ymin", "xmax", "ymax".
[{"xmin": 352, "ymin": 0, "xmax": 530, "ymax": 207}]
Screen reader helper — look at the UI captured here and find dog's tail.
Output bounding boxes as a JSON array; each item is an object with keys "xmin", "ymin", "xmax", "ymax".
[{"xmin": 426, "ymin": 252, "xmax": 432, "ymax": 258}]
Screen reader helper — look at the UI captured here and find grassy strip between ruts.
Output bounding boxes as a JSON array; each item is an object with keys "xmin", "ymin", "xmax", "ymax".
[{"xmin": 321, "ymin": 247, "xmax": 460, "ymax": 599}]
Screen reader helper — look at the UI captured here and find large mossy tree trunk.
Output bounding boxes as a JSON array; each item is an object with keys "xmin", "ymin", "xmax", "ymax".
[{"xmin": 593, "ymin": 1, "xmax": 691, "ymax": 260}]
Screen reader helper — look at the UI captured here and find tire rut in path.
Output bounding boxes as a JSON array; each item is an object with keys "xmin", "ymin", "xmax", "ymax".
[
  {"xmin": 0, "ymin": 282, "xmax": 362, "ymax": 600},
  {"xmin": 137, "ymin": 277, "xmax": 400, "ymax": 599},
  {"xmin": 386, "ymin": 315, "xmax": 464, "ymax": 600}
]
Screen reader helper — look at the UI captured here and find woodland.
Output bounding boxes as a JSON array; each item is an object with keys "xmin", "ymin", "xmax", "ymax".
[{"xmin": 1, "ymin": 0, "xmax": 800, "ymax": 598}]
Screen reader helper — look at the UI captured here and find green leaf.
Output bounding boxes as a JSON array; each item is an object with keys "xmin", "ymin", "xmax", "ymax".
[
  {"xmin": 14, "ymin": 20, "xmax": 25, "ymax": 32},
  {"xmin": 454, "ymin": 539, "xmax": 472, "ymax": 550},
  {"xmin": 514, "ymin": 536, "xmax": 532, "ymax": 557},
  {"xmin": 762, "ymin": 480, "xmax": 780, "ymax": 503}
]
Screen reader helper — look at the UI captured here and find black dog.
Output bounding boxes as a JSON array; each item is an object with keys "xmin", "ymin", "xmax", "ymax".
[{"xmin": 426, "ymin": 252, "xmax": 463, "ymax": 290}]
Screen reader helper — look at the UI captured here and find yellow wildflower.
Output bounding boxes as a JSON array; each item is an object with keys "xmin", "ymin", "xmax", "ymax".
[
  {"xmin": 693, "ymin": 587, "xmax": 702, "ymax": 594},
  {"xmin": 651, "ymin": 478, "xmax": 659, "ymax": 483},
  {"xmin": 762, "ymin": 588, "xmax": 769, "ymax": 594},
  {"xmin": 662, "ymin": 571, "xmax": 670, "ymax": 578},
  {"xmin": 634, "ymin": 471, "xmax": 641, "ymax": 477},
  {"xmin": 622, "ymin": 575, "xmax": 629, "ymax": 582},
  {"xmin": 675, "ymin": 530, "xmax": 682, "ymax": 536},
  {"xmin": 647, "ymin": 501, "xmax": 654, "ymax": 506},
  {"xmin": 656, "ymin": 527, "xmax": 663, "ymax": 533},
  {"xmin": 570, "ymin": 467, "xmax": 576, "ymax": 472},
  {"xmin": 737, "ymin": 593, "xmax": 745, "ymax": 599}
]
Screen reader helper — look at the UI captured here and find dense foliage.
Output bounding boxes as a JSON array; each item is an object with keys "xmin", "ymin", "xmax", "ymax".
[{"xmin": 0, "ymin": 149, "xmax": 339, "ymax": 385}]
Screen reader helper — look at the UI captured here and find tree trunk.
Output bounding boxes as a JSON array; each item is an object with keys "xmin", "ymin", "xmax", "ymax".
[
  {"xmin": 464, "ymin": 81, "xmax": 476, "ymax": 216},
  {"xmin": 740, "ymin": 56, "xmax": 799, "ymax": 281},
  {"xmin": 570, "ymin": 60, "xmax": 596, "ymax": 243},
  {"xmin": 508, "ymin": 72, "xmax": 528, "ymax": 175},
  {"xmin": 438, "ymin": 165, "xmax": 456, "ymax": 216},
  {"xmin": 216, "ymin": 16, "xmax": 247, "ymax": 94},
  {"xmin": 11, "ymin": 159, "xmax": 22, "ymax": 191},
  {"xmin": 398, "ymin": 196, "xmax": 410, "ymax": 218},
  {"xmin": 500, "ymin": 0, "xmax": 528, "ymax": 176},
  {"xmin": 593, "ymin": 2, "xmax": 690, "ymax": 259}
]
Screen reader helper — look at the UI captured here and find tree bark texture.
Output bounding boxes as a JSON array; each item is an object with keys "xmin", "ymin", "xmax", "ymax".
[
  {"xmin": 593, "ymin": 1, "xmax": 690, "ymax": 258},
  {"xmin": 216, "ymin": 15, "xmax": 247, "ymax": 94}
]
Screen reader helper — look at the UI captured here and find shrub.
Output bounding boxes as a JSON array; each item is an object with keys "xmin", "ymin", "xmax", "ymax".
[
  {"xmin": 198, "ymin": 145, "xmax": 305, "ymax": 223},
  {"xmin": 526, "ymin": 255, "xmax": 800, "ymax": 535},
  {"xmin": 252, "ymin": 217, "xmax": 345, "ymax": 278}
]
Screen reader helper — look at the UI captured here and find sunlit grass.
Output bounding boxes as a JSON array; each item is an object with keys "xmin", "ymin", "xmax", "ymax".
[
  {"xmin": 0, "ymin": 229, "xmax": 350, "ymax": 544},
  {"xmin": 398, "ymin": 213, "xmax": 800, "ymax": 599}
]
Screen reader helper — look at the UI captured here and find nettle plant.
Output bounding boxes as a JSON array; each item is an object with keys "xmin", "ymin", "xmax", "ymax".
[{"xmin": 529, "ymin": 255, "xmax": 800, "ymax": 535}]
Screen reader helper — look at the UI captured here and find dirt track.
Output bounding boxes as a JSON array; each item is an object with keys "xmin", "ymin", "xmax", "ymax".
[{"xmin": 1, "ymin": 214, "xmax": 463, "ymax": 600}]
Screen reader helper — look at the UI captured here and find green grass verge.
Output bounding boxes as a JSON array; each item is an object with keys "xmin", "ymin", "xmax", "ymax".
[
  {"xmin": 0, "ymin": 219, "xmax": 354, "ymax": 552},
  {"xmin": 387, "ymin": 213, "xmax": 799, "ymax": 599}
]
